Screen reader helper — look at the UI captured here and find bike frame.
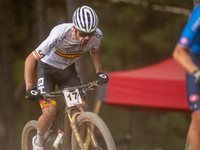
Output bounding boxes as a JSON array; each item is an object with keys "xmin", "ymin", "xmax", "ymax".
[
  {"xmin": 22, "ymin": 81, "xmax": 116, "ymax": 150},
  {"xmin": 41, "ymin": 101, "xmax": 84, "ymax": 149},
  {"xmin": 41, "ymin": 81, "xmax": 100, "ymax": 150}
]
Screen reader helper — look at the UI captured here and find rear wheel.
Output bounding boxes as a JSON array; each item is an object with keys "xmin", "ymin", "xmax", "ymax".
[
  {"xmin": 21, "ymin": 120, "xmax": 37, "ymax": 150},
  {"xmin": 71, "ymin": 112, "xmax": 116, "ymax": 150},
  {"xmin": 21, "ymin": 120, "xmax": 54, "ymax": 150}
]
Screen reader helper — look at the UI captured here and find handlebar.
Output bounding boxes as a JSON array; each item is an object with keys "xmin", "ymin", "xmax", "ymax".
[
  {"xmin": 44, "ymin": 80, "xmax": 99, "ymax": 98},
  {"xmin": 26, "ymin": 81, "xmax": 99, "ymax": 99}
]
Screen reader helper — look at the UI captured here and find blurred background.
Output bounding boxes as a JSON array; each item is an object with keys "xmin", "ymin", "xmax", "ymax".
[{"xmin": 0, "ymin": 0, "xmax": 193, "ymax": 149}]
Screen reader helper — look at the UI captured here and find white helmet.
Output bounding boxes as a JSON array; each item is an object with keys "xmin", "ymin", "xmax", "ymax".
[{"xmin": 72, "ymin": 6, "xmax": 98, "ymax": 33}]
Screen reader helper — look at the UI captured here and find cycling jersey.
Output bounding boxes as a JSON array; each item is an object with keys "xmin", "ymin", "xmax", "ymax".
[
  {"xmin": 178, "ymin": 4, "xmax": 200, "ymax": 53},
  {"xmin": 178, "ymin": 4, "xmax": 200, "ymax": 112},
  {"xmin": 32, "ymin": 23, "xmax": 103, "ymax": 70}
]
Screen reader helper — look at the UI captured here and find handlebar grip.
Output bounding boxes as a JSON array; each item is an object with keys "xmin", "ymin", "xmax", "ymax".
[{"xmin": 25, "ymin": 94, "xmax": 44, "ymax": 99}]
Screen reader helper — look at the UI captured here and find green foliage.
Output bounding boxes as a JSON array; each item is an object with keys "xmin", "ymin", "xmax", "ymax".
[
  {"xmin": 146, "ymin": 0, "xmax": 193, "ymax": 8},
  {"xmin": 91, "ymin": 1, "xmax": 190, "ymax": 72}
]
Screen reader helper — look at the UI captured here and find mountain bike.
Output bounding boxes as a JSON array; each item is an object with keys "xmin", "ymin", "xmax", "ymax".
[{"xmin": 21, "ymin": 81, "xmax": 116, "ymax": 150}]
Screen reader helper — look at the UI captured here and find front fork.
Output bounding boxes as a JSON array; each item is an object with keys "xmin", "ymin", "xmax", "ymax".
[
  {"xmin": 43, "ymin": 103, "xmax": 99, "ymax": 150},
  {"xmin": 43, "ymin": 102, "xmax": 87, "ymax": 149},
  {"xmin": 66, "ymin": 105, "xmax": 99, "ymax": 150},
  {"xmin": 65, "ymin": 105, "xmax": 85, "ymax": 150}
]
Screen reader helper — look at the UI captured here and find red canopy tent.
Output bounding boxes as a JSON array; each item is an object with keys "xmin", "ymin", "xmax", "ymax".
[{"xmin": 97, "ymin": 57, "xmax": 190, "ymax": 111}]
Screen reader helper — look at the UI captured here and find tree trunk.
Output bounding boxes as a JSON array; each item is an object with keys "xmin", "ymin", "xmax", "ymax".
[
  {"xmin": 65, "ymin": 0, "xmax": 81, "ymax": 22},
  {"xmin": 14, "ymin": 0, "xmax": 45, "ymax": 102},
  {"xmin": 36, "ymin": 0, "xmax": 47, "ymax": 43},
  {"xmin": 0, "ymin": 0, "xmax": 17, "ymax": 149}
]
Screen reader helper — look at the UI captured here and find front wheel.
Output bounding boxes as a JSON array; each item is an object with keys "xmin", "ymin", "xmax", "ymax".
[{"xmin": 71, "ymin": 112, "xmax": 116, "ymax": 150}]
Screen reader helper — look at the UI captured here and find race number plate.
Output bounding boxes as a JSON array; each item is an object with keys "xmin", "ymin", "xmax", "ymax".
[{"xmin": 63, "ymin": 89, "xmax": 82, "ymax": 107}]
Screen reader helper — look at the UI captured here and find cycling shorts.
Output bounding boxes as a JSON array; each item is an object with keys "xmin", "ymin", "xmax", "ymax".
[
  {"xmin": 186, "ymin": 51, "xmax": 200, "ymax": 112},
  {"xmin": 37, "ymin": 61, "xmax": 85, "ymax": 109}
]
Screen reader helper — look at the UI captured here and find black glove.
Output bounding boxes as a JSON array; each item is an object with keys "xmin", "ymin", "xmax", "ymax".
[
  {"xmin": 26, "ymin": 87, "xmax": 40, "ymax": 101},
  {"xmin": 193, "ymin": 70, "xmax": 200, "ymax": 84},
  {"xmin": 94, "ymin": 72, "xmax": 109, "ymax": 85}
]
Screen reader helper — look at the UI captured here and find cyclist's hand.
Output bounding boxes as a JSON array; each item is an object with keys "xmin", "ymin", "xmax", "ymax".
[
  {"xmin": 26, "ymin": 88, "xmax": 40, "ymax": 101},
  {"xmin": 94, "ymin": 72, "xmax": 109, "ymax": 85},
  {"xmin": 193, "ymin": 70, "xmax": 200, "ymax": 84}
]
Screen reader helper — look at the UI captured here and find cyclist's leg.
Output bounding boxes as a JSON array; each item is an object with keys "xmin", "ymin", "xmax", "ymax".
[
  {"xmin": 186, "ymin": 83, "xmax": 200, "ymax": 150},
  {"xmin": 189, "ymin": 111, "xmax": 200, "ymax": 150},
  {"xmin": 56, "ymin": 63, "xmax": 82, "ymax": 87},
  {"xmin": 35, "ymin": 61, "xmax": 58, "ymax": 147},
  {"xmin": 186, "ymin": 52, "xmax": 200, "ymax": 150},
  {"xmin": 57, "ymin": 63, "xmax": 86, "ymax": 109}
]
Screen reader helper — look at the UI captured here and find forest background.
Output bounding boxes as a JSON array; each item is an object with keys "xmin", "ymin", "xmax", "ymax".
[{"xmin": 0, "ymin": 0, "xmax": 194, "ymax": 149}]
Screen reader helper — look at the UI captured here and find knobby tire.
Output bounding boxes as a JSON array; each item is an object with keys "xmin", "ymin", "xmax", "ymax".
[
  {"xmin": 71, "ymin": 112, "xmax": 116, "ymax": 150},
  {"xmin": 21, "ymin": 120, "xmax": 54, "ymax": 150},
  {"xmin": 21, "ymin": 120, "xmax": 37, "ymax": 150}
]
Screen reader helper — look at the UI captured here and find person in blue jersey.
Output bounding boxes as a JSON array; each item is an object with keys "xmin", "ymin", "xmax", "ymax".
[
  {"xmin": 24, "ymin": 6, "xmax": 109, "ymax": 150},
  {"xmin": 173, "ymin": 1, "xmax": 200, "ymax": 149}
]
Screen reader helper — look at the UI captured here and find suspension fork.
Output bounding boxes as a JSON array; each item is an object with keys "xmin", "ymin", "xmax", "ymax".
[
  {"xmin": 66, "ymin": 105, "xmax": 100, "ymax": 149},
  {"xmin": 65, "ymin": 105, "xmax": 86, "ymax": 150}
]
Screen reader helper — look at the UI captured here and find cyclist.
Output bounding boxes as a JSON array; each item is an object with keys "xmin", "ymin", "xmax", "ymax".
[
  {"xmin": 24, "ymin": 6, "xmax": 109, "ymax": 150},
  {"xmin": 173, "ymin": 1, "xmax": 200, "ymax": 149}
]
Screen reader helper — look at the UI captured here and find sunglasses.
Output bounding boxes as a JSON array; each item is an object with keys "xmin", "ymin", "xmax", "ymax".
[{"xmin": 78, "ymin": 30, "xmax": 95, "ymax": 37}]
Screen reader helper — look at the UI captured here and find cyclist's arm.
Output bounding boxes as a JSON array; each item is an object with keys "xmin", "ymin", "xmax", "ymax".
[
  {"xmin": 24, "ymin": 53, "xmax": 38, "ymax": 90},
  {"xmin": 90, "ymin": 48, "xmax": 103, "ymax": 73},
  {"xmin": 173, "ymin": 5, "xmax": 200, "ymax": 75},
  {"xmin": 173, "ymin": 43, "xmax": 199, "ymax": 75}
]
